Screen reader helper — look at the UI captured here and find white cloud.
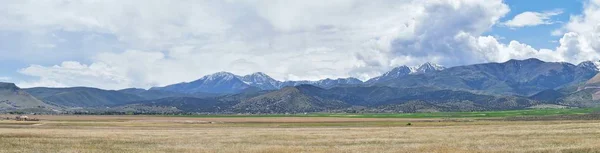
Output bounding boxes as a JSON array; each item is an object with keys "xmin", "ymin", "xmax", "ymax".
[
  {"xmin": 552, "ymin": 0, "xmax": 600, "ymax": 62},
  {"xmin": 3, "ymin": 0, "xmax": 508, "ymax": 89},
  {"xmin": 5, "ymin": 0, "xmax": 600, "ymax": 89},
  {"xmin": 468, "ymin": 35, "xmax": 560, "ymax": 62},
  {"xmin": 18, "ymin": 61, "xmax": 130, "ymax": 89},
  {"xmin": 551, "ymin": 29, "xmax": 565, "ymax": 36},
  {"xmin": 503, "ymin": 10, "xmax": 563, "ymax": 28},
  {"xmin": 473, "ymin": 0, "xmax": 600, "ymax": 64}
]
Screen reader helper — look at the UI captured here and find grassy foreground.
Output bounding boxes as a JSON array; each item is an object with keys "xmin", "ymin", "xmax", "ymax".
[{"xmin": 0, "ymin": 109, "xmax": 599, "ymax": 153}]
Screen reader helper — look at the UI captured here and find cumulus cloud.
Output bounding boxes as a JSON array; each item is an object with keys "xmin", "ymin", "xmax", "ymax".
[
  {"xmin": 18, "ymin": 61, "xmax": 129, "ymax": 89},
  {"xmin": 503, "ymin": 10, "xmax": 563, "ymax": 28},
  {"xmin": 551, "ymin": 0, "xmax": 600, "ymax": 62},
  {"xmin": 479, "ymin": 0, "xmax": 600, "ymax": 64},
  {"xmin": 3, "ymin": 0, "xmax": 600, "ymax": 89}
]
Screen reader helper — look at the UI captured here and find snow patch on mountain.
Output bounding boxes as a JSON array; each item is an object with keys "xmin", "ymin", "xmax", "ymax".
[
  {"xmin": 238, "ymin": 72, "xmax": 281, "ymax": 90},
  {"xmin": 412, "ymin": 62, "xmax": 446, "ymax": 74},
  {"xmin": 366, "ymin": 62, "xmax": 446, "ymax": 84},
  {"xmin": 153, "ymin": 62, "xmax": 445, "ymax": 93},
  {"xmin": 578, "ymin": 60, "xmax": 600, "ymax": 71}
]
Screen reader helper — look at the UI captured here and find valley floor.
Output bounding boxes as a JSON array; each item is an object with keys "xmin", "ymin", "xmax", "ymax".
[{"xmin": 0, "ymin": 115, "xmax": 599, "ymax": 153}]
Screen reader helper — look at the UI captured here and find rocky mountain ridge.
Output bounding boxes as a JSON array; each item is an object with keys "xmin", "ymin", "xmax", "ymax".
[{"xmin": 4, "ymin": 58, "xmax": 600, "ymax": 114}]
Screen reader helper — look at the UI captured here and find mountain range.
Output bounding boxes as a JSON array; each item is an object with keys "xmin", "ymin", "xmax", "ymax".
[
  {"xmin": 374, "ymin": 58, "xmax": 599, "ymax": 96},
  {"xmin": 151, "ymin": 62, "xmax": 445, "ymax": 94},
  {"xmin": 150, "ymin": 71, "xmax": 365, "ymax": 93},
  {"xmin": 2, "ymin": 58, "xmax": 600, "ymax": 114},
  {"xmin": 366, "ymin": 62, "xmax": 446, "ymax": 84}
]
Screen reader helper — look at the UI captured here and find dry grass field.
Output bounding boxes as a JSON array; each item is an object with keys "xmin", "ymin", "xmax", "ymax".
[{"xmin": 0, "ymin": 115, "xmax": 599, "ymax": 153}]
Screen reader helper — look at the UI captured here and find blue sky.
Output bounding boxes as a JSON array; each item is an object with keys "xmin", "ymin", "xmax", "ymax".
[
  {"xmin": 1, "ymin": 0, "xmax": 600, "ymax": 89},
  {"xmin": 490, "ymin": 0, "xmax": 585, "ymax": 49}
]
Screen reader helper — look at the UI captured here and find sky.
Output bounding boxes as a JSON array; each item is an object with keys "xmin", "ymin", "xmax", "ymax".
[{"xmin": 1, "ymin": 0, "xmax": 600, "ymax": 89}]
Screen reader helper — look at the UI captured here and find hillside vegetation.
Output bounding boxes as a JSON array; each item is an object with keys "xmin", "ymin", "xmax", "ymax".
[{"xmin": 4, "ymin": 59, "xmax": 600, "ymax": 114}]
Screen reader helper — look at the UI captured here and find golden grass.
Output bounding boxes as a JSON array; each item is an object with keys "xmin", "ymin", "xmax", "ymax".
[{"xmin": 0, "ymin": 115, "xmax": 599, "ymax": 153}]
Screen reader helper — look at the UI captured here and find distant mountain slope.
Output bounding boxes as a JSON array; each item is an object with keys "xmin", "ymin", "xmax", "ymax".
[
  {"xmin": 151, "ymin": 72, "xmax": 252, "ymax": 94},
  {"xmin": 118, "ymin": 88, "xmax": 184, "ymax": 99},
  {"xmin": 374, "ymin": 58, "xmax": 598, "ymax": 96},
  {"xmin": 414, "ymin": 62, "xmax": 446, "ymax": 74},
  {"xmin": 238, "ymin": 72, "xmax": 281, "ymax": 90},
  {"xmin": 319, "ymin": 85, "xmax": 538, "ymax": 112},
  {"xmin": 118, "ymin": 88, "xmax": 221, "ymax": 99},
  {"xmin": 152, "ymin": 71, "xmax": 364, "ymax": 94},
  {"xmin": 118, "ymin": 90, "xmax": 271, "ymax": 114},
  {"xmin": 13, "ymin": 59, "xmax": 600, "ymax": 114},
  {"xmin": 584, "ymin": 72, "xmax": 600, "ymax": 87},
  {"xmin": 316, "ymin": 78, "xmax": 363, "ymax": 88},
  {"xmin": 0, "ymin": 83, "xmax": 58, "ymax": 113},
  {"xmin": 577, "ymin": 60, "xmax": 600, "ymax": 72},
  {"xmin": 239, "ymin": 72, "xmax": 364, "ymax": 90},
  {"xmin": 366, "ymin": 62, "xmax": 445, "ymax": 84},
  {"xmin": 380, "ymin": 90, "xmax": 538, "ymax": 111},
  {"xmin": 280, "ymin": 78, "xmax": 363, "ymax": 89},
  {"xmin": 25, "ymin": 87, "xmax": 144, "ymax": 107},
  {"xmin": 233, "ymin": 86, "xmax": 349, "ymax": 113},
  {"xmin": 312, "ymin": 86, "xmax": 441, "ymax": 106},
  {"xmin": 558, "ymin": 88, "xmax": 600, "ymax": 107},
  {"xmin": 119, "ymin": 97, "xmax": 224, "ymax": 113},
  {"xmin": 119, "ymin": 85, "xmax": 543, "ymax": 114},
  {"xmin": 556, "ymin": 72, "xmax": 600, "ymax": 107},
  {"xmin": 529, "ymin": 89, "xmax": 565, "ymax": 102}
]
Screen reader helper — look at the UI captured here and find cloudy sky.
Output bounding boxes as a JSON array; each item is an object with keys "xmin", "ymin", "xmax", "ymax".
[{"xmin": 1, "ymin": 0, "xmax": 600, "ymax": 89}]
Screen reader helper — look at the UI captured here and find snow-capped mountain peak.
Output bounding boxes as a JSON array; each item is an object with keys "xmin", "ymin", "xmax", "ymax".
[
  {"xmin": 316, "ymin": 77, "xmax": 362, "ymax": 84},
  {"xmin": 412, "ymin": 62, "xmax": 446, "ymax": 74},
  {"xmin": 383, "ymin": 62, "xmax": 445, "ymax": 76},
  {"xmin": 365, "ymin": 66, "xmax": 413, "ymax": 84},
  {"xmin": 248, "ymin": 72, "xmax": 267, "ymax": 77},
  {"xmin": 578, "ymin": 60, "xmax": 600, "ymax": 71},
  {"xmin": 152, "ymin": 71, "xmax": 250, "ymax": 94},
  {"xmin": 238, "ymin": 72, "xmax": 281, "ymax": 90},
  {"xmin": 278, "ymin": 77, "xmax": 363, "ymax": 89},
  {"xmin": 366, "ymin": 62, "xmax": 445, "ymax": 84},
  {"xmin": 382, "ymin": 66, "xmax": 414, "ymax": 78},
  {"xmin": 202, "ymin": 72, "xmax": 237, "ymax": 81}
]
